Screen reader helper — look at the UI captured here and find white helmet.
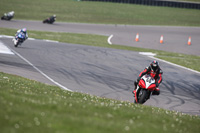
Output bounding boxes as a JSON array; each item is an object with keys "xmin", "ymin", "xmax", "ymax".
[{"xmin": 22, "ymin": 28, "xmax": 27, "ymax": 33}]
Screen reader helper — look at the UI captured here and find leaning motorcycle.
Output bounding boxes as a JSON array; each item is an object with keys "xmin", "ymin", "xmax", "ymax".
[
  {"xmin": 1, "ymin": 11, "xmax": 14, "ymax": 20},
  {"xmin": 43, "ymin": 16, "xmax": 56, "ymax": 24},
  {"xmin": 13, "ymin": 32, "xmax": 25, "ymax": 47},
  {"xmin": 133, "ymin": 74, "xmax": 158, "ymax": 104}
]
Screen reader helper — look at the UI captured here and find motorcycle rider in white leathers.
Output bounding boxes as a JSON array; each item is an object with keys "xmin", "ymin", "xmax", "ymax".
[{"xmin": 3, "ymin": 11, "xmax": 14, "ymax": 18}]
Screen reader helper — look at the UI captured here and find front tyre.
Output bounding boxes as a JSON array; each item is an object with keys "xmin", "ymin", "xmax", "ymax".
[
  {"xmin": 138, "ymin": 89, "xmax": 149, "ymax": 104},
  {"xmin": 14, "ymin": 41, "xmax": 19, "ymax": 47},
  {"xmin": 43, "ymin": 19, "xmax": 47, "ymax": 23}
]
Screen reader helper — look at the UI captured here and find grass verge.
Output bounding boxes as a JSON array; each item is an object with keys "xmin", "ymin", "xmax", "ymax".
[
  {"xmin": 0, "ymin": 72, "xmax": 199, "ymax": 133},
  {"xmin": 0, "ymin": 0, "xmax": 200, "ymax": 26},
  {"xmin": 1, "ymin": 27, "xmax": 200, "ymax": 72}
]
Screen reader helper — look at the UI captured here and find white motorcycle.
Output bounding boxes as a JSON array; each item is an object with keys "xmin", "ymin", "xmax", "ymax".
[{"xmin": 1, "ymin": 11, "xmax": 14, "ymax": 20}]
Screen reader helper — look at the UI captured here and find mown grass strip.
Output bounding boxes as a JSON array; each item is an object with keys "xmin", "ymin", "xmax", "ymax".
[
  {"xmin": 1, "ymin": 27, "xmax": 200, "ymax": 72},
  {"xmin": 0, "ymin": 72, "xmax": 199, "ymax": 133},
  {"xmin": 0, "ymin": 0, "xmax": 200, "ymax": 26}
]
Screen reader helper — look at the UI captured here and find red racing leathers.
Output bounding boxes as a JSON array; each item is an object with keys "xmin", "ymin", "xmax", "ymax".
[{"xmin": 135, "ymin": 66, "xmax": 163, "ymax": 95}]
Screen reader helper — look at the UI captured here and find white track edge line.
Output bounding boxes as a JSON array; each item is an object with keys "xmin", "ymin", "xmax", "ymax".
[
  {"xmin": 149, "ymin": 56, "xmax": 200, "ymax": 75},
  {"xmin": 107, "ymin": 34, "xmax": 113, "ymax": 45},
  {"xmin": 43, "ymin": 39, "xmax": 59, "ymax": 43},
  {"xmin": 0, "ymin": 41, "xmax": 15, "ymax": 55},
  {"xmin": 10, "ymin": 48, "xmax": 72, "ymax": 92}
]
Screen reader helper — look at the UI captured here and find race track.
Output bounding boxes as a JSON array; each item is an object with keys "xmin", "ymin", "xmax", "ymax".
[
  {"xmin": 0, "ymin": 20, "xmax": 200, "ymax": 116},
  {"xmin": 1, "ymin": 20, "xmax": 200, "ymax": 56}
]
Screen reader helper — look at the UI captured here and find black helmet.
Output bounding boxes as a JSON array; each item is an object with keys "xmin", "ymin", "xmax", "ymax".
[{"xmin": 150, "ymin": 60, "xmax": 159, "ymax": 72}]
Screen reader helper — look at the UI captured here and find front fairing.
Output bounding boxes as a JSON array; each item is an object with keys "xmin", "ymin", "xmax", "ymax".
[
  {"xmin": 139, "ymin": 75, "xmax": 156, "ymax": 91},
  {"xmin": 138, "ymin": 79, "xmax": 146, "ymax": 88},
  {"xmin": 15, "ymin": 33, "xmax": 25, "ymax": 43},
  {"xmin": 17, "ymin": 33, "xmax": 25, "ymax": 40}
]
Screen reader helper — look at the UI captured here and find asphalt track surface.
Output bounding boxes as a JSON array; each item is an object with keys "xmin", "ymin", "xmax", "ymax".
[
  {"xmin": 1, "ymin": 20, "xmax": 200, "ymax": 56},
  {"xmin": 0, "ymin": 20, "xmax": 200, "ymax": 116}
]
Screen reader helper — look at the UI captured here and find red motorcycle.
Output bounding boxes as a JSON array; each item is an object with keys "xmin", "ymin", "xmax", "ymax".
[{"xmin": 133, "ymin": 74, "xmax": 158, "ymax": 104}]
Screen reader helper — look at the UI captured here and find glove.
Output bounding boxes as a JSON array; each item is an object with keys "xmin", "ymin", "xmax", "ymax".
[
  {"xmin": 137, "ymin": 77, "xmax": 141, "ymax": 82},
  {"xmin": 135, "ymin": 77, "xmax": 140, "ymax": 85}
]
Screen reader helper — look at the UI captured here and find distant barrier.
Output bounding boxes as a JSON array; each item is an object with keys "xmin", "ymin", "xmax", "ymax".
[{"xmin": 82, "ymin": 0, "xmax": 200, "ymax": 9}]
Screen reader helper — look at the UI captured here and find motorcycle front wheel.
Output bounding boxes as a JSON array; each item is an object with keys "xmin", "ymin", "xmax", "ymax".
[
  {"xmin": 14, "ymin": 41, "xmax": 19, "ymax": 47},
  {"xmin": 138, "ymin": 89, "xmax": 149, "ymax": 104},
  {"xmin": 43, "ymin": 19, "xmax": 47, "ymax": 23}
]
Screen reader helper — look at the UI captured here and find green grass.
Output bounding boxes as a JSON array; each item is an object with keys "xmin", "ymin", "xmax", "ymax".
[
  {"xmin": 0, "ymin": 0, "xmax": 200, "ymax": 26},
  {"xmin": 0, "ymin": 72, "xmax": 199, "ymax": 133},
  {"xmin": 1, "ymin": 27, "xmax": 200, "ymax": 72}
]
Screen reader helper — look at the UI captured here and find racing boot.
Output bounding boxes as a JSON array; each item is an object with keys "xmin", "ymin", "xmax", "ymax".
[
  {"xmin": 152, "ymin": 88, "xmax": 160, "ymax": 95},
  {"xmin": 132, "ymin": 81, "xmax": 138, "ymax": 95}
]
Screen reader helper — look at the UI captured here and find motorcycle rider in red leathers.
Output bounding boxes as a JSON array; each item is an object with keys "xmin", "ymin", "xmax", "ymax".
[{"xmin": 133, "ymin": 60, "xmax": 163, "ymax": 96}]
